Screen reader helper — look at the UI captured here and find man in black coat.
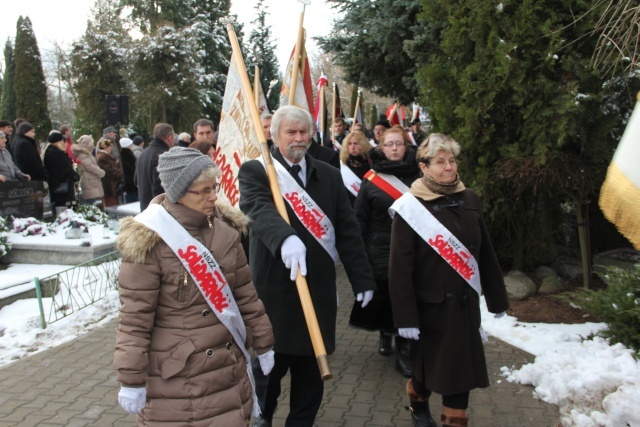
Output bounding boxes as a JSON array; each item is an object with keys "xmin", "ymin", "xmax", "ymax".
[
  {"xmin": 306, "ymin": 139, "xmax": 339, "ymax": 169},
  {"xmin": 12, "ymin": 122, "xmax": 48, "ymax": 181},
  {"xmin": 238, "ymin": 105, "xmax": 375, "ymax": 427},
  {"xmin": 135, "ymin": 123, "xmax": 174, "ymax": 210}
]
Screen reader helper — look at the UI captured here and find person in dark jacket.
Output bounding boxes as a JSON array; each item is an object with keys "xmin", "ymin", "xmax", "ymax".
[
  {"xmin": 43, "ymin": 132, "xmax": 78, "ymax": 211},
  {"xmin": 12, "ymin": 122, "xmax": 48, "ymax": 181},
  {"xmin": 135, "ymin": 123, "xmax": 174, "ymax": 210},
  {"xmin": 350, "ymin": 125, "xmax": 421, "ymax": 378},
  {"xmin": 338, "ymin": 131, "xmax": 371, "ymax": 207},
  {"xmin": 238, "ymin": 105, "xmax": 376, "ymax": 427},
  {"xmin": 96, "ymin": 138, "xmax": 123, "ymax": 208},
  {"xmin": 119, "ymin": 138, "xmax": 138, "ymax": 203},
  {"xmin": 389, "ymin": 133, "xmax": 509, "ymax": 427},
  {"xmin": 306, "ymin": 139, "xmax": 340, "ymax": 168}
]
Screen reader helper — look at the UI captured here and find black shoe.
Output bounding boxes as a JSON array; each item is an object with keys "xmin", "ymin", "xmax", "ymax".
[
  {"xmin": 395, "ymin": 336, "xmax": 412, "ymax": 377},
  {"xmin": 406, "ymin": 401, "xmax": 438, "ymax": 427},
  {"xmin": 378, "ymin": 332, "xmax": 393, "ymax": 356}
]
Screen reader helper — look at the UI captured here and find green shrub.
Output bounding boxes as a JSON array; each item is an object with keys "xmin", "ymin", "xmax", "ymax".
[{"xmin": 564, "ymin": 264, "xmax": 640, "ymax": 356}]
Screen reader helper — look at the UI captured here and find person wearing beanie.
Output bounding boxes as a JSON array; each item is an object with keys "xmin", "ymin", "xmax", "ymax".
[
  {"xmin": 115, "ymin": 146, "xmax": 275, "ymax": 424},
  {"xmin": 373, "ymin": 119, "xmax": 391, "ymax": 146},
  {"xmin": 135, "ymin": 123, "xmax": 175, "ymax": 210},
  {"xmin": 12, "ymin": 122, "xmax": 48, "ymax": 181},
  {"xmin": 131, "ymin": 136, "xmax": 144, "ymax": 159},
  {"xmin": 43, "ymin": 130, "xmax": 78, "ymax": 212}
]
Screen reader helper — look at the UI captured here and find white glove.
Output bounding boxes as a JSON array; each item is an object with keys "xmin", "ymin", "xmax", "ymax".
[
  {"xmin": 281, "ymin": 235, "xmax": 307, "ymax": 281},
  {"xmin": 257, "ymin": 350, "xmax": 275, "ymax": 376},
  {"xmin": 356, "ymin": 290, "xmax": 374, "ymax": 308},
  {"xmin": 494, "ymin": 311, "xmax": 506, "ymax": 319},
  {"xmin": 118, "ymin": 386, "xmax": 147, "ymax": 414},
  {"xmin": 398, "ymin": 327, "xmax": 420, "ymax": 340}
]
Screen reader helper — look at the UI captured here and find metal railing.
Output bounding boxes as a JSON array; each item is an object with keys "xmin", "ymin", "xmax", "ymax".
[{"xmin": 34, "ymin": 251, "xmax": 121, "ymax": 329}]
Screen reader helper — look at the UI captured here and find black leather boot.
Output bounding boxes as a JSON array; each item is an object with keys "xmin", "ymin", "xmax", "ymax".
[
  {"xmin": 395, "ymin": 336, "xmax": 412, "ymax": 377},
  {"xmin": 378, "ymin": 332, "xmax": 393, "ymax": 356},
  {"xmin": 406, "ymin": 379, "xmax": 437, "ymax": 427}
]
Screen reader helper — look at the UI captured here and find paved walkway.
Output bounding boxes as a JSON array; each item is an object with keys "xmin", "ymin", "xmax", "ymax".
[{"xmin": 0, "ymin": 264, "xmax": 560, "ymax": 426}]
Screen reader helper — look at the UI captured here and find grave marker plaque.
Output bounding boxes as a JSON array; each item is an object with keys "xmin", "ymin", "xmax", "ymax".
[{"xmin": 0, "ymin": 180, "xmax": 45, "ymax": 219}]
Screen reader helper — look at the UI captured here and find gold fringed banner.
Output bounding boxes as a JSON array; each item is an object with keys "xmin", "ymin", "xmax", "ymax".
[{"xmin": 599, "ymin": 93, "xmax": 640, "ymax": 249}]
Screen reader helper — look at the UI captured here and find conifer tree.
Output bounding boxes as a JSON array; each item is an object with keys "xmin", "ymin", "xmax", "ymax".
[
  {"xmin": 13, "ymin": 17, "xmax": 51, "ymax": 138},
  {"xmin": 317, "ymin": 0, "xmax": 425, "ymax": 104},
  {"xmin": 418, "ymin": 0, "xmax": 640, "ymax": 268},
  {"xmin": 248, "ymin": 0, "xmax": 281, "ymax": 111},
  {"xmin": 69, "ymin": 0, "xmax": 129, "ymax": 137},
  {"xmin": 1, "ymin": 39, "xmax": 16, "ymax": 121}
]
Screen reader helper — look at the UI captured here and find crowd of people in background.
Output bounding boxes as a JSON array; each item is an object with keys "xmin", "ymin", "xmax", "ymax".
[{"xmin": 0, "ymin": 117, "xmax": 220, "ymax": 216}]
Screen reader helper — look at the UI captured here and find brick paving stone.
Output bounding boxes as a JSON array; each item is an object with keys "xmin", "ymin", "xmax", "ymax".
[{"xmin": 0, "ymin": 263, "xmax": 562, "ymax": 426}]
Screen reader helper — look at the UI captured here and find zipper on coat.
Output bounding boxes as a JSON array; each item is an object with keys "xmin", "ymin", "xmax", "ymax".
[{"xmin": 177, "ymin": 270, "xmax": 189, "ymax": 303}]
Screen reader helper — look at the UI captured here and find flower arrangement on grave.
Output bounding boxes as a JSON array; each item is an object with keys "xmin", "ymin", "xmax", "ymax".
[
  {"xmin": 11, "ymin": 217, "xmax": 51, "ymax": 236},
  {"xmin": 74, "ymin": 204, "xmax": 108, "ymax": 225}
]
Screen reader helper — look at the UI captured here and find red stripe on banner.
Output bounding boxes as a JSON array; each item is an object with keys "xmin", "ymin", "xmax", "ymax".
[{"xmin": 364, "ymin": 170, "xmax": 404, "ymax": 200}]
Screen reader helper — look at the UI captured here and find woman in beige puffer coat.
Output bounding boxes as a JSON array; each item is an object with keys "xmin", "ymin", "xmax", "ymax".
[
  {"xmin": 71, "ymin": 135, "xmax": 105, "ymax": 204},
  {"xmin": 114, "ymin": 147, "xmax": 274, "ymax": 427}
]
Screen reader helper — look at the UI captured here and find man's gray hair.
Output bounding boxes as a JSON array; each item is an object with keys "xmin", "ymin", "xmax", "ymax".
[
  {"xmin": 153, "ymin": 123, "xmax": 174, "ymax": 140},
  {"xmin": 271, "ymin": 106, "xmax": 313, "ymax": 143}
]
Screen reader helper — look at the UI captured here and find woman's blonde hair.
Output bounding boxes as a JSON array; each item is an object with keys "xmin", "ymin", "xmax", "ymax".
[
  {"xmin": 97, "ymin": 137, "xmax": 112, "ymax": 150},
  {"xmin": 339, "ymin": 131, "xmax": 371, "ymax": 164},
  {"xmin": 416, "ymin": 133, "xmax": 461, "ymax": 165}
]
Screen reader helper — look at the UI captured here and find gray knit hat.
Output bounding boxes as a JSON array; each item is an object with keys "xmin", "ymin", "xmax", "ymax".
[{"xmin": 157, "ymin": 147, "xmax": 216, "ymax": 203}]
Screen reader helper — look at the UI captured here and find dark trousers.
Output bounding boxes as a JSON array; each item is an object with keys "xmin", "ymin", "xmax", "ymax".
[{"xmin": 261, "ymin": 352, "xmax": 324, "ymax": 427}]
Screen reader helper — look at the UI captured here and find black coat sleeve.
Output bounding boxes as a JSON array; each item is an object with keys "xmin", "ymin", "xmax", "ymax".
[
  {"xmin": 238, "ymin": 160, "xmax": 296, "ymax": 257},
  {"xmin": 150, "ymin": 155, "xmax": 163, "ymax": 197}
]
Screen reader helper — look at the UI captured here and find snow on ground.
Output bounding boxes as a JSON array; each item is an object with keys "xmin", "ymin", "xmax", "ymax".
[
  {"xmin": 0, "ymin": 255, "xmax": 638, "ymax": 426},
  {"xmin": 481, "ymin": 298, "xmax": 640, "ymax": 427}
]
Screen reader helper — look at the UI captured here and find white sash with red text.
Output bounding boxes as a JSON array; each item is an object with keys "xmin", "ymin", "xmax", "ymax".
[
  {"xmin": 134, "ymin": 204, "xmax": 260, "ymax": 418},
  {"xmin": 389, "ymin": 193, "xmax": 482, "ymax": 297},
  {"xmin": 339, "ymin": 161, "xmax": 362, "ymax": 197},
  {"xmin": 258, "ymin": 156, "xmax": 339, "ymax": 263},
  {"xmin": 364, "ymin": 170, "xmax": 409, "ymax": 201}
]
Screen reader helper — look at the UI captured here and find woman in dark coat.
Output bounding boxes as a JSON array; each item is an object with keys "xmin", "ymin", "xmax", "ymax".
[
  {"xmin": 43, "ymin": 132, "xmax": 78, "ymax": 212},
  {"xmin": 388, "ymin": 134, "xmax": 509, "ymax": 427},
  {"xmin": 350, "ymin": 125, "xmax": 421, "ymax": 377},
  {"xmin": 95, "ymin": 138, "xmax": 123, "ymax": 208},
  {"xmin": 339, "ymin": 131, "xmax": 371, "ymax": 207},
  {"xmin": 119, "ymin": 138, "xmax": 138, "ymax": 203}
]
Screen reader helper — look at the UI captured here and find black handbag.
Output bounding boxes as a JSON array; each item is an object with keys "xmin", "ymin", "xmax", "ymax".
[{"xmin": 53, "ymin": 181, "xmax": 69, "ymax": 194}]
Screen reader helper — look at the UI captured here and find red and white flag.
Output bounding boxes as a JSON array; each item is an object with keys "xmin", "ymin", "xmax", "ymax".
[
  {"xmin": 386, "ymin": 103, "xmax": 405, "ymax": 126},
  {"xmin": 280, "ymin": 41, "xmax": 314, "ymax": 114},
  {"xmin": 214, "ymin": 51, "xmax": 263, "ymax": 207}
]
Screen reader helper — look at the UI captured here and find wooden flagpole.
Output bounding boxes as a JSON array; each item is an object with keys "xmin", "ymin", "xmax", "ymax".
[
  {"xmin": 319, "ymin": 83, "xmax": 326, "ymax": 143},
  {"xmin": 226, "ymin": 22, "xmax": 332, "ymax": 380},
  {"xmin": 332, "ymin": 83, "xmax": 337, "ymax": 141},
  {"xmin": 353, "ymin": 90, "xmax": 362, "ymax": 124},
  {"xmin": 254, "ymin": 66, "xmax": 261, "ymax": 110},
  {"xmin": 288, "ymin": 0, "xmax": 309, "ymax": 106}
]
